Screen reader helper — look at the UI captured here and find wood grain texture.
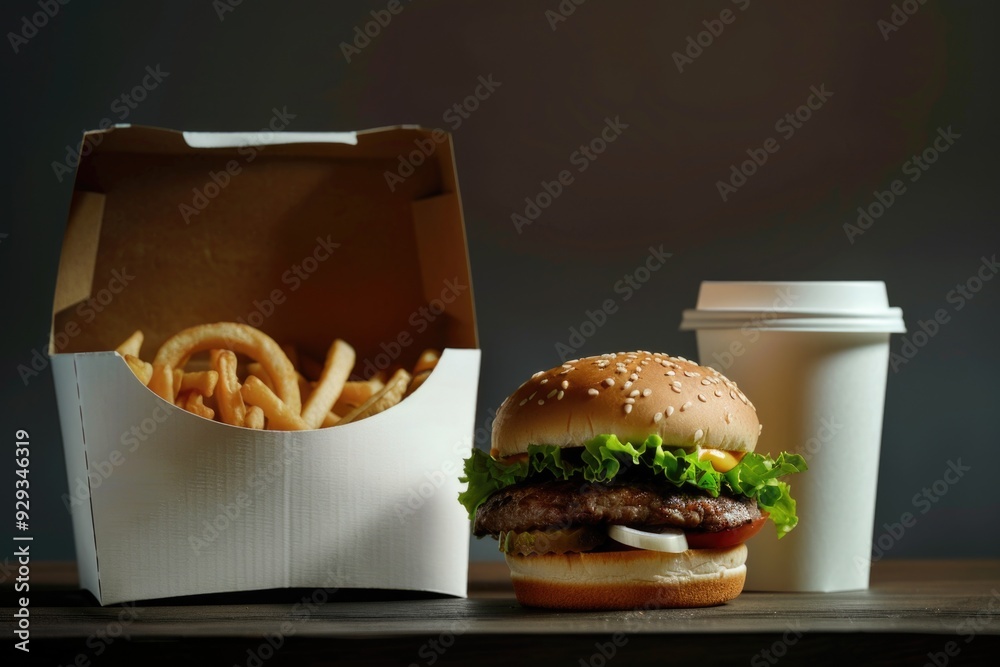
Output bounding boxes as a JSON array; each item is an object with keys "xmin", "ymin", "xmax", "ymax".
[{"xmin": 6, "ymin": 560, "xmax": 999, "ymax": 666}]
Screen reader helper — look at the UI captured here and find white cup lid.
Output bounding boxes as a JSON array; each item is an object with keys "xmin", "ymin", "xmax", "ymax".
[{"xmin": 680, "ymin": 281, "xmax": 906, "ymax": 333}]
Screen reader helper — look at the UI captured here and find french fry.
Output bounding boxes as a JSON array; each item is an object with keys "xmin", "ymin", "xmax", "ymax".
[
  {"xmin": 244, "ymin": 405, "xmax": 265, "ymax": 430},
  {"xmin": 180, "ymin": 370, "xmax": 219, "ymax": 397},
  {"xmin": 246, "ymin": 362, "xmax": 275, "ymax": 391},
  {"xmin": 115, "ymin": 330, "xmax": 144, "ymax": 358},
  {"xmin": 333, "ymin": 379, "xmax": 383, "ymax": 414},
  {"xmin": 321, "ymin": 412, "xmax": 341, "ymax": 428},
  {"xmin": 124, "ymin": 354, "xmax": 153, "ymax": 385},
  {"xmin": 183, "ymin": 392, "xmax": 215, "ymax": 420},
  {"xmin": 405, "ymin": 370, "xmax": 431, "ymax": 397},
  {"xmin": 301, "ymin": 339, "xmax": 356, "ymax": 429},
  {"xmin": 173, "ymin": 369, "xmax": 185, "ymax": 401},
  {"xmin": 154, "ymin": 322, "xmax": 301, "ymax": 413},
  {"xmin": 413, "ymin": 349, "xmax": 440, "ymax": 375},
  {"xmin": 339, "ymin": 368, "xmax": 411, "ymax": 425},
  {"xmin": 148, "ymin": 363, "xmax": 174, "ymax": 402},
  {"xmin": 241, "ymin": 375, "xmax": 309, "ymax": 431},
  {"xmin": 212, "ymin": 350, "xmax": 247, "ymax": 427}
]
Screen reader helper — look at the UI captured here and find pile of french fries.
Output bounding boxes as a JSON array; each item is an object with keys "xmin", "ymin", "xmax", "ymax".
[{"xmin": 115, "ymin": 322, "xmax": 439, "ymax": 430}]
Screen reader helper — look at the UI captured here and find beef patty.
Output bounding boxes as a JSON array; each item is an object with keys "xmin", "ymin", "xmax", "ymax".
[{"xmin": 473, "ymin": 479, "xmax": 761, "ymax": 536}]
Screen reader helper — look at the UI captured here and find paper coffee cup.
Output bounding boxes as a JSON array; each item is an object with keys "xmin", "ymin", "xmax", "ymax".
[{"xmin": 680, "ymin": 282, "xmax": 905, "ymax": 592}]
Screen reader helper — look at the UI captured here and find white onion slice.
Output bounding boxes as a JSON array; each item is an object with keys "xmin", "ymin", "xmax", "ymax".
[{"xmin": 608, "ymin": 525, "xmax": 689, "ymax": 553}]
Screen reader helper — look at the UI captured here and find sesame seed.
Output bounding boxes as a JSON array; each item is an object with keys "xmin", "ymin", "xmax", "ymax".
[
  {"xmin": 725, "ymin": 412, "xmax": 732, "ymax": 424},
  {"xmin": 538, "ymin": 399, "xmax": 545, "ymax": 405},
  {"xmin": 715, "ymin": 389, "xmax": 723, "ymax": 397},
  {"xmin": 681, "ymin": 401, "xmax": 693, "ymax": 411},
  {"xmin": 623, "ymin": 381, "xmax": 633, "ymax": 389},
  {"xmin": 684, "ymin": 370, "xmax": 700, "ymax": 378},
  {"xmin": 623, "ymin": 404, "xmax": 633, "ymax": 414},
  {"xmin": 671, "ymin": 381, "xmax": 682, "ymax": 388},
  {"xmin": 540, "ymin": 378, "xmax": 548, "ymax": 384},
  {"xmin": 630, "ymin": 373, "xmax": 639, "ymax": 381},
  {"xmin": 588, "ymin": 388, "xmax": 600, "ymax": 396},
  {"xmin": 624, "ymin": 398, "xmax": 635, "ymax": 404},
  {"xmin": 559, "ymin": 368, "xmax": 573, "ymax": 375},
  {"xmin": 671, "ymin": 386, "xmax": 682, "ymax": 393},
  {"xmin": 654, "ymin": 412, "xmax": 663, "ymax": 423},
  {"xmin": 759, "ymin": 424, "xmax": 763, "ymax": 434},
  {"xmin": 557, "ymin": 391, "xmax": 564, "ymax": 400},
  {"xmin": 561, "ymin": 380, "xmax": 569, "ymax": 389},
  {"xmin": 665, "ymin": 371, "xmax": 675, "ymax": 376},
  {"xmin": 547, "ymin": 389, "xmax": 557, "ymax": 399},
  {"xmin": 531, "ymin": 371, "xmax": 544, "ymax": 378},
  {"xmin": 642, "ymin": 388, "xmax": 652, "ymax": 397},
  {"xmin": 694, "ymin": 429, "xmax": 704, "ymax": 440},
  {"xmin": 629, "ymin": 389, "xmax": 640, "ymax": 398},
  {"xmin": 562, "ymin": 364, "xmax": 573, "ymax": 369},
  {"xmin": 604, "ymin": 378, "xmax": 615, "ymax": 387},
  {"xmin": 698, "ymin": 394, "xmax": 708, "ymax": 403},
  {"xmin": 666, "ymin": 406, "xmax": 675, "ymax": 417},
  {"xmin": 519, "ymin": 398, "xmax": 527, "ymax": 406},
  {"xmin": 730, "ymin": 390, "xmax": 737, "ymax": 400},
  {"xmin": 528, "ymin": 392, "xmax": 537, "ymax": 400},
  {"xmin": 701, "ymin": 379, "xmax": 712, "ymax": 386}
]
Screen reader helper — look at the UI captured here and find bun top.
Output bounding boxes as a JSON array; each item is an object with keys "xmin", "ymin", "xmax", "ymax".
[{"xmin": 491, "ymin": 352, "xmax": 760, "ymax": 459}]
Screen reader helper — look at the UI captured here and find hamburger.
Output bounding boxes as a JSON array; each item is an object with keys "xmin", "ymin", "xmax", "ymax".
[{"xmin": 459, "ymin": 351, "xmax": 806, "ymax": 610}]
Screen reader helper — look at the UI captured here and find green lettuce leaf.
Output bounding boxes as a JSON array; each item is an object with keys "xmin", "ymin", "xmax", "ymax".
[{"xmin": 458, "ymin": 434, "xmax": 807, "ymax": 537}]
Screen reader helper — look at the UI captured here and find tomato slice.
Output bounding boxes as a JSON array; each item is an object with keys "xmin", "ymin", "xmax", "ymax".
[{"xmin": 685, "ymin": 516, "xmax": 768, "ymax": 549}]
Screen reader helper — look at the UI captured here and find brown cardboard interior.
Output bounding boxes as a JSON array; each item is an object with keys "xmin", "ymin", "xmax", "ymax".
[{"xmin": 51, "ymin": 126, "xmax": 477, "ymax": 373}]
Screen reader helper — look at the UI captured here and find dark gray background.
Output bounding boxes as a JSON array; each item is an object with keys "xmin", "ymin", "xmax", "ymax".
[{"xmin": 1, "ymin": 0, "xmax": 997, "ymax": 568}]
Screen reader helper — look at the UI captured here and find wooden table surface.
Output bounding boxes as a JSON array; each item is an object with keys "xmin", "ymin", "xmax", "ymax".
[{"xmin": 6, "ymin": 560, "xmax": 1000, "ymax": 666}]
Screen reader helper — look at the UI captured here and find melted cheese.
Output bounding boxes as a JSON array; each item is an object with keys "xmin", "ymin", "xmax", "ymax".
[{"xmin": 697, "ymin": 448, "xmax": 744, "ymax": 473}]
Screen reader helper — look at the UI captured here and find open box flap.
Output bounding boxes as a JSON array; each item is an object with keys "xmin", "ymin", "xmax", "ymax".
[{"xmin": 51, "ymin": 125, "xmax": 476, "ymax": 369}]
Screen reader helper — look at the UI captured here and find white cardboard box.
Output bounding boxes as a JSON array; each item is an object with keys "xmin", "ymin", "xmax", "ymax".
[{"xmin": 51, "ymin": 125, "xmax": 480, "ymax": 605}]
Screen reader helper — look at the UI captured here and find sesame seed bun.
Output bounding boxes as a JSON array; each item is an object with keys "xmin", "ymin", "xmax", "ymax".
[
  {"xmin": 491, "ymin": 352, "xmax": 760, "ymax": 459},
  {"xmin": 505, "ymin": 544, "xmax": 747, "ymax": 610}
]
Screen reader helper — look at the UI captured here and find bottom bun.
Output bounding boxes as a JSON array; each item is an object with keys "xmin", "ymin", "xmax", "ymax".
[{"xmin": 505, "ymin": 544, "xmax": 747, "ymax": 610}]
